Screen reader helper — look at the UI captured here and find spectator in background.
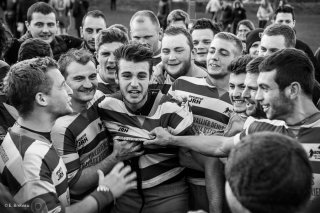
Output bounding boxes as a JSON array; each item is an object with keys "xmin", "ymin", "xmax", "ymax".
[
  {"xmin": 226, "ymin": 132, "xmax": 312, "ymax": 213},
  {"xmin": 245, "ymin": 28, "xmax": 263, "ymax": 57},
  {"xmin": 236, "ymin": 19, "xmax": 255, "ymax": 51},
  {"xmin": 232, "ymin": 0, "xmax": 246, "ymax": 34},
  {"xmin": 218, "ymin": 0, "xmax": 233, "ymax": 32},
  {"xmin": 157, "ymin": 0, "xmax": 170, "ymax": 29},
  {"xmin": 3, "ymin": 0, "xmax": 18, "ymax": 37},
  {"xmin": 257, "ymin": 0, "xmax": 273, "ymax": 28},
  {"xmin": 110, "ymin": 0, "xmax": 116, "ymax": 11},
  {"xmin": 109, "ymin": 24, "xmax": 129, "ymax": 36},
  {"xmin": 17, "ymin": 38, "xmax": 53, "ymax": 61},
  {"xmin": 167, "ymin": 9, "xmax": 190, "ymax": 30},
  {"xmin": 16, "ymin": 0, "xmax": 38, "ymax": 36},
  {"xmin": 73, "ymin": 0, "xmax": 89, "ymax": 37},
  {"xmin": 49, "ymin": 0, "xmax": 72, "ymax": 35},
  {"xmin": 205, "ymin": 0, "xmax": 221, "ymax": 22}
]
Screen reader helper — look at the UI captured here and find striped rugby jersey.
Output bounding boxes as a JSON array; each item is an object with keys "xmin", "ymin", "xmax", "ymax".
[
  {"xmin": 234, "ymin": 113, "xmax": 320, "ymax": 199},
  {"xmin": 98, "ymin": 90, "xmax": 193, "ymax": 189},
  {"xmin": 169, "ymin": 76, "xmax": 232, "ymax": 185},
  {"xmin": 51, "ymin": 96, "xmax": 112, "ymax": 200},
  {"xmin": 0, "ymin": 124, "xmax": 70, "ymax": 212},
  {"xmin": 94, "ymin": 74, "xmax": 119, "ymax": 100}
]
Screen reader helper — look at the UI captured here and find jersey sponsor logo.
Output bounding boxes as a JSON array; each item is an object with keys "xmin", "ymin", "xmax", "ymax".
[
  {"xmin": 309, "ymin": 146, "xmax": 320, "ymax": 159},
  {"xmin": 188, "ymin": 95, "xmax": 204, "ymax": 105},
  {"xmin": 77, "ymin": 134, "xmax": 88, "ymax": 147},
  {"xmin": 118, "ymin": 125, "xmax": 129, "ymax": 133},
  {"xmin": 56, "ymin": 167, "xmax": 65, "ymax": 181}
]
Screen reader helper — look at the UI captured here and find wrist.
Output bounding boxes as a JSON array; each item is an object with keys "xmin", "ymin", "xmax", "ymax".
[{"xmin": 91, "ymin": 185, "xmax": 115, "ymax": 212}]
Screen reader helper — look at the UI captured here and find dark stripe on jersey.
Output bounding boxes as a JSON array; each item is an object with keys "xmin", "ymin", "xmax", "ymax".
[
  {"xmin": 192, "ymin": 106, "xmax": 230, "ymax": 125},
  {"xmin": 141, "ymin": 157, "xmax": 180, "ymax": 180},
  {"xmin": 1, "ymin": 166, "xmax": 21, "ymax": 195},
  {"xmin": 65, "ymin": 159, "xmax": 80, "ymax": 174},
  {"xmin": 69, "ymin": 167, "xmax": 82, "ymax": 187},
  {"xmin": 97, "ymin": 83, "xmax": 118, "ymax": 95},
  {"xmin": 144, "ymin": 147, "xmax": 179, "ymax": 155},
  {"xmin": 310, "ymin": 161, "xmax": 320, "ymax": 174},
  {"xmin": 100, "ymin": 109, "xmax": 141, "ymax": 129},
  {"xmin": 25, "ymin": 192, "xmax": 61, "ymax": 212},
  {"xmin": 39, "ymin": 148, "xmax": 61, "ymax": 184},
  {"xmin": 141, "ymin": 113, "xmax": 178, "ymax": 132},
  {"xmin": 220, "ymin": 91, "xmax": 232, "ymax": 103},
  {"xmin": 299, "ymin": 127, "xmax": 320, "ymax": 144},
  {"xmin": 149, "ymin": 84, "xmax": 171, "ymax": 95},
  {"xmin": 186, "ymin": 168, "xmax": 205, "ymax": 179},
  {"xmin": 248, "ymin": 121, "xmax": 289, "ymax": 136},
  {"xmin": 173, "ymin": 79, "xmax": 220, "ymax": 99},
  {"xmin": 10, "ymin": 131, "xmax": 35, "ymax": 159},
  {"xmin": 77, "ymin": 131, "xmax": 108, "ymax": 156},
  {"xmin": 55, "ymin": 177, "xmax": 69, "ymax": 198}
]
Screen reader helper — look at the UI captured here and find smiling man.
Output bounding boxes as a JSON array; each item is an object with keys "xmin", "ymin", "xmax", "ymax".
[
  {"xmin": 51, "ymin": 49, "xmax": 140, "ymax": 202},
  {"xmin": 94, "ymin": 28, "xmax": 129, "ymax": 98},
  {"xmin": 97, "ymin": 42, "xmax": 194, "ymax": 213},
  {"xmin": 4, "ymin": 2, "xmax": 82, "ymax": 65}
]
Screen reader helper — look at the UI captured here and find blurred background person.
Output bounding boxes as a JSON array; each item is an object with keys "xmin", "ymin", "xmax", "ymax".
[
  {"xmin": 236, "ymin": 19, "xmax": 255, "ymax": 52},
  {"xmin": 205, "ymin": 0, "xmax": 220, "ymax": 22},
  {"xmin": 157, "ymin": 0, "xmax": 170, "ymax": 29},
  {"xmin": 257, "ymin": 0, "xmax": 273, "ymax": 28},
  {"xmin": 232, "ymin": 0, "xmax": 246, "ymax": 34},
  {"xmin": 72, "ymin": 0, "xmax": 89, "ymax": 37},
  {"xmin": 49, "ymin": 0, "xmax": 72, "ymax": 35},
  {"xmin": 245, "ymin": 28, "xmax": 263, "ymax": 57},
  {"xmin": 167, "ymin": 9, "xmax": 190, "ymax": 30}
]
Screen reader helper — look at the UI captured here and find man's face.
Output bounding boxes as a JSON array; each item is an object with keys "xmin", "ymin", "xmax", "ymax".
[
  {"xmin": 26, "ymin": 12, "xmax": 57, "ymax": 44},
  {"xmin": 242, "ymin": 73, "xmax": 264, "ymax": 117},
  {"xmin": 259, "ymin": 35, "xmax": 286, "ymax": 56},
  {"xmin": 256, "ymin": 70, "xmax": 294, "ymax": 120},
  {"xmin": 46, "ymin": 68, "xmax": 73, "ymax": 118},
  {"xmin": 96, "ymin": 42, "xmax": 124, "ymax": 83},
  {"xmin": 237, "ymin": 24, "xmax": 251, "ymax": 41},
  {"xmin": 161, "ymin": 34, "xmax": 192, "ymax": 79},
  {"xmin": 65, "ymin": 61, "xmax": 98, "ymax": 104},
  {"xmin": 192, "ymin": 29, "xmax": 215, "ymax": 67},
  {"xmin": 131, "ymin": 17, "xmax": 162, "ymax": 53},
  {"xmin": 229, "ymin": 73, "xmax": 246, "ymax": 113},
  {"xmin": 207, "ymin": 38, "xmax": 239, "ymax": 78},
  {"xmin": 117, "ymin": 59, "xmax": 150, "ymax": 111},
  {"xmin": 248, "ymin": 41, "xmax": 261, "ymax": 57},
  {"xmin": 275, "ymin": 13, "xmax": 295, "ymax": 28},
  {"xmin": 81, "ymin": 16, "xmax": 107, "ymax": 51}
]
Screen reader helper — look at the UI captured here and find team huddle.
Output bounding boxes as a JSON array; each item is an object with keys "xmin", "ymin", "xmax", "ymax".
[{"xmin": 0, "ymin": 1, "xmax": 319, "ymax": 213}]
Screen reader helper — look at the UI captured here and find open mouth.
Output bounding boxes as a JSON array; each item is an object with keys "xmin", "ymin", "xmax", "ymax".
[{"xmin": 262, "ymin": 104, "xmax": 269, "ymax": 112}]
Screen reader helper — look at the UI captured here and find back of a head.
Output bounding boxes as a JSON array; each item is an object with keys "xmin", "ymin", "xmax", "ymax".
[
  {"xmin": 167, "ymin": 9, "xmax": 190, "ymax": 29},
  {"xmin": 82, "ymin": 10, "xmax": 107, "ymax": 27},
  {"xmin": 18, "ymin": 38, "xmax": 53, "ymax": 61},
  {"xmin": 109, "ymin": 24, "xmax": 129, "ymax": 35},
  {"xmin": 274, "ymin": 5, "xmax": 295, "ymax": 21},
  {"xmin": 190, "ymin": 18, "xmax": 221, "ymax": 35},
  {"xmin": 259, "ymin": 48, "xmax": 314, "ymax": 97},
  {"xmin": 113, "ymin": 42, "xmax": 153, "ymax": 76},
  {"xmin": 228, "ymin": 54, "xmax": 254, "ymax": 75},
  {"xmin": 215, "ymin": 32, "xmax": 243, "ymax": 56},
  {"xmin": 58, "ymin": 49, "xmax": 95, "ymax": 77},
  {"xmin": 130, "ymin": 10, "xmax": 160, "ymax": 29},
  {"xmin": 226, "ymin": 132, "xmax": 312, "ymax": 213},
  {"xmin": 246, "ymin": 56, "xmax": 265, "ymax": 74},
  {"xmin": 262, "ymin": 24, "xmax": 296, "ymax": 48},
  {"xmin": 27, "ymin": 2, "xmax": 56, "ymax": 23},
  {"xmin": 95, "ymin": 28, "xmax": 129, "ymax": 51}
]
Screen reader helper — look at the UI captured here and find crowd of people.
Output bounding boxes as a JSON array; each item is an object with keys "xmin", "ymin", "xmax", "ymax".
[{"xmin": 0, "ymin": 0, "xmax": 320, "ymax": 213}]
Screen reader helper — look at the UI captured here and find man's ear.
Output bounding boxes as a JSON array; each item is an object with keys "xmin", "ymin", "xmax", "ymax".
[
  {"xmin": 35, "ymin": 92, "xmax": 48, "ymax": 107},
  {"xmin": 292, "ymin": 20, "xmax": 296, "ymax": 28},
  {"xmin": 191, "ymin": 48, "xmax": 196, "ymax": 60},
  {"xmin": 25, "ymin": 21, "xmax": 30, "ymax": 31},
  {"xmin": 115, "ymin": 73, "xmax": 119, "ymax": 85},
  {"xmin": 158, "ymin": 28, "xmax": 163, "ymax": 41},
  {"xmin": 80, "ymin": 26, "xmax": 83, "ymax": 38},
  {"xmin": 287, "ymin": 82, "xmax": 300, "ymax": 99}
]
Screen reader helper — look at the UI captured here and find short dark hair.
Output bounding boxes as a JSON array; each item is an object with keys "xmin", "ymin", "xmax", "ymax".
[
  {"xmin": 3, "ymin": 57, "xmax": 58, "ymax": 117},
  {"xmin": 109, "ymin": 24, "xmax": 129, "ymax": 35},
  {"xmin": 262, "ymin": 24, "xmax": 296, "ymax": 48},
  {"xmin": 228, "ymin": 55, "xmax": 254, "ymax": 75},
  {"xmin": 167, "ymin": 9, "xmax": 190, "ymax": 28},
  {"xmin": 130, "ymin": 10, "xmax": 160, "ymax": 29},
  {"xmin": 18, "ymin": 38, "xmax": 53, "ymax": 61},
  {"xmin": 190, "ymin": 18, "xmax": 221, "ymax": 35},
  {"xmin": 246, "ymin": 56, "xmax": 265, "ymax": 74},
  {"xmin": 237, "ymin": 19, "xmax": 255, "ymax": 33},
  {"xmin": 215, "ymin": 32, "xmax": 243, "ymax": 56},
  {"xmin": 27, "ymin": 2, "xmax": 57, "ymax": 23},
  {"xmin": 58, "ymin": 49, "xmax": 95, "ymax": 77},
  {"xmin": 259, "ymin": 48, "xmax": 314, "ymax": 97},
  {"xmin": 226, "ymin": 132, "xmax": 312, "ymax": 213},
  {"xmin": 82, "ymin": 10, "xmax": 107, "ymax": 27},
  {"xmin": 164, "ymin": 26, "xmax": 193, "ymax": 50},
  {"xmin": 95, "ymin": 28, "xmax": 129, "ymax": 52},
  {"xmin": 274, "ymin": 5, "xmax": 295, "ymax": 21},
  {"xmin": 114, "ymin": 42, "xmax": 153, "ymax": 76}
]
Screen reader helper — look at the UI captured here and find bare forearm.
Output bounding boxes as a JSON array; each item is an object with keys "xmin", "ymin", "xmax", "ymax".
[
  {"xmin": 172, "ymin": 135, "xmax": 234, "ymax": 157},
  {"xmin": 66, "ymin": 196, "xmax": 98, "ymax": 213},
  {"xmin": 70, "ymin": 154, "xmax": 118, "ymax": 195}
]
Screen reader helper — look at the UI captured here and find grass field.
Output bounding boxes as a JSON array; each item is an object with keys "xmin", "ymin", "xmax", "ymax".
[{"xmin": 84, "ymin": 0, "xmax": 320, "ymax": 52}]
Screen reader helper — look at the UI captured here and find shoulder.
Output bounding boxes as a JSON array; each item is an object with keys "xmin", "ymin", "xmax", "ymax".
[{"xmin": 57, "ymin": 35, "xmax": 83, "ymax": 47}]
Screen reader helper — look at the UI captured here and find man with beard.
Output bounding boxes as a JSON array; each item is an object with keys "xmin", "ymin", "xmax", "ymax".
[
  {"xmin": 130, "ymin": 10, "xmax": 163, "ymax": 66},
  {"xmin": 94, "ymin": 28, "xmax": 129, "ymax": 98},
  {"xmin": 4, "ymin": 2, "xmax": 82, "ymax": 65},
  {"xmin": 80, "ymin": 10, "xmax": 107, "ymax": 60},
  {"xmin": 98, "ymin": 42, "xmax": 194, "ymax": 212},
  {"xmin": 167, "ymin": 32, "xmax": 242, "ymax": 212},
  {"xmin": 145, "ymin": 49, "xmax": 320, "ymax": 200},
  {"xmin": 150, "ymin": 27, "xmax": 206, "ymax": 94},
  {"xmin": 51, "ymin": 49, "xmax": 141, "ymax": 202},
  {"xmin": 190, "ymin": 18, "xmax": 221, "ymax": 69},
  {"xmin": 0, "ymin": 57, "xmax": 137, "ymax": 213}
]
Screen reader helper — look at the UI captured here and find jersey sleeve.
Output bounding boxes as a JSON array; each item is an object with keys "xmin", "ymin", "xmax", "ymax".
[{"xmin": 51, "ymin": 120, "xmax": 81, "ymax": 187}]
